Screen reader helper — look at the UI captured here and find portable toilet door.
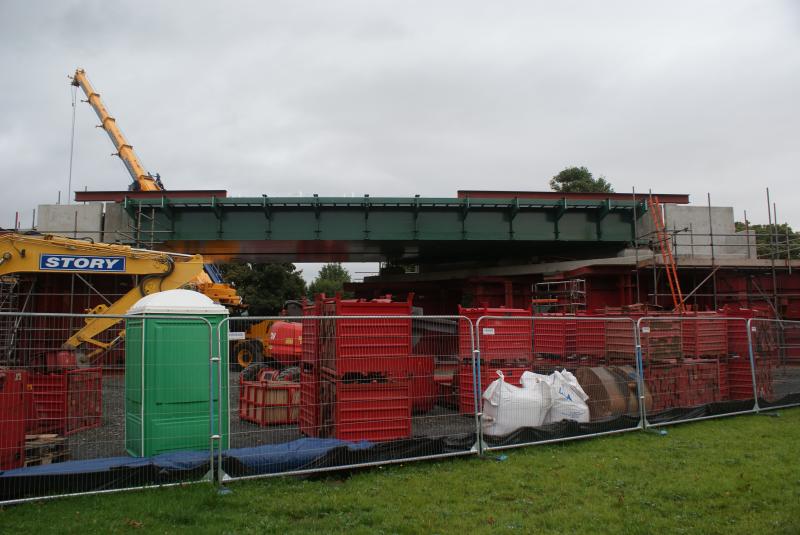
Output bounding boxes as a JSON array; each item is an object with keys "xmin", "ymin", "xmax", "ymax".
[{"xmin": 124, "ymin": 289, "xmax": 229, "ymax": 457}]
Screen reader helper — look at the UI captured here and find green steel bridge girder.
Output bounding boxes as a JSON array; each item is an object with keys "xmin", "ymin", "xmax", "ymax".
[{"xmin": 122, "ymin": 195, "xmax": 648, "ymax": 261}]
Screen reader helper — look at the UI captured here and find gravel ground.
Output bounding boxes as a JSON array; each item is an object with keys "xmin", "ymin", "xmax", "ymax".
[
  {"xmin": 66, "ymin": 371, "xmax": 476, "ymax": 460},
  {"xmin": 64, "ymin": 366, "xmax": 800, "ymax": 461}
]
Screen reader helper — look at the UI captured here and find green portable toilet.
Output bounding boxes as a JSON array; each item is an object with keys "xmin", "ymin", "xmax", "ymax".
[{"xmin": 125, "ymin": 289, "xmax": 229, "ymax": 457}]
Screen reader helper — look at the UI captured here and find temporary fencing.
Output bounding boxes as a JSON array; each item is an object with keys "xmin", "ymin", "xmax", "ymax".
[
  {"xmin": 216, "ymin": 313, "xmax": 477, "ymax": 483},
  {"xmin": 0, "ymin": 311, "xmax": 217, "ymax": 504},
  {"xmin": 749, "ymin": 319, "xmax": 800, "ymax": 410},
  {"xmin": 0, "ymin": 309, "xmax": 794, "ymax": 505},
  {"xmin": 636, "ymin": 316, "xmax": 759, "ymax": 428},
  {"xmin": 476, "ymin": 315, "xmax": 644, "ymax": 452}
]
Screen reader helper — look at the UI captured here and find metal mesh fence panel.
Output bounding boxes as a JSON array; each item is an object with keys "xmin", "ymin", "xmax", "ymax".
[
  {"xmin": 0, "ymin": 312, "xmax": 215, "ymax": 505},
  {"xmin": 637, "ymin": 316, "xmax": 757, "ymax": 428},
  {"xmin": 217, "ymin": 314, "xmax": 477, "ymax": 482},
  {"xmin": 479, "ymin": 316, "xmax": 643, "ymax": 452},
  {"xmin": 749, "ymin": 319, "xmax": 800, "ymax": 410}
]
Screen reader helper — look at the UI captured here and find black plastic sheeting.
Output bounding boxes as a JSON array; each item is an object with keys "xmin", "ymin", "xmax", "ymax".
[
  {"xmin": 0, "ymin": 451, "xmax": 211, "ymax": 502},
  {"xmin": 2, "ymin": 395, "xmax": 796, "ymax": 502},
  {"xmin": 483, "ymin": 415, "xmax": 640, "ymax": 448},
  {"xmin": 0, "ymin": 434, "xmax": 478, "ymax": 502}
]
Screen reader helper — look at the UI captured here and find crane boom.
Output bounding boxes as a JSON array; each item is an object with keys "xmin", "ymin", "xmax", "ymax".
[{"xmin": 70, "ymin": 68, "xmax": 164, "ymax": 192}]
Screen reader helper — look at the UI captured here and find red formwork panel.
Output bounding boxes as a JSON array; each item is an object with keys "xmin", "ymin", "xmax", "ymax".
[
  {"xmin": 409, "ymin": 355, "xmax": 436, "ymax": 414},
  {"xmin": 239, "ymin": 376, "xmax": 300, "ymax": 426},
  {"xmin": 0, "ymin": 370, "xmax": 27, "ymax": 470},
  {"xmin": 27, "ymin": 368, "xmax": 102, "ymax": 436},
  {"xmin": 682, "ymin": 315, "xmax": 728, "ymax": 358},
  {"xmin": 717, "ymin": 359, "xmax": 730, "ymax": 400},
  {"xmin": 457, "ymin": 363, "xmax": 528, "ymax": 415},
  {"xmin": 575, "ymin": 317, "xmax": 606, "ymax": 365},
  {"xmin": 533, "ymin": 315, "xmax": 577, "ymax": 362},
  {"xmin": 299, "ymin": 364, "xmax": 320, "ymax": 437},
  {"xmin": 320, "ymin": 295, "xmax": 412, "ymax": 377},
  {"xmin": 319, "ymin": 373, "xmax": 411, "ymax": 442},
  {"xmin": 301, "ymin": 301, "xmax": 321, "ymax": 366},
  {"xmin": 458, "ymin": 306, "xmax": 532, "ymax": 362},
  {"xmin": 727, "ymin": 357, "xmax": 756, "ymax": 400},
  {"xmin": 608, "ymin": 316, "xmax": 682, "ymax": 363},
  {"xmin": 727, "ymin": 355, "xmax": 774, "ymax": 401}
]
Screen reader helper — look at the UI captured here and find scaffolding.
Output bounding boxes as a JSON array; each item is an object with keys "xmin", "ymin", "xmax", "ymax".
[{"xmin": 533, "ymin": 279, "xmax": 586, "ymax": 314}]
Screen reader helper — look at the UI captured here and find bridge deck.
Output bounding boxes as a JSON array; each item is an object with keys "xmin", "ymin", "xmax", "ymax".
[{"xmin": 121, "ymin": 195, "xmax": 647, "ymax": 262}]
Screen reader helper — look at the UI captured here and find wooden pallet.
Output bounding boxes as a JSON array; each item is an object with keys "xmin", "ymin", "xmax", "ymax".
[{"xmin": 24, "ymin": 434, "xmax": 69, "ymax": 466}]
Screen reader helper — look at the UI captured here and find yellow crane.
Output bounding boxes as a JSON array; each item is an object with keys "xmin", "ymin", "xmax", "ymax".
[
  {"xmin": 70, "ymin": 69, "xmax": 163, "ymax": 192},
  {"xmin": 69, "ymin": 68, "xmax": 243, "ymax": 311},
  {"xmin": 0, "ymin": 231, "xmax": 205, "ymax": 359}
]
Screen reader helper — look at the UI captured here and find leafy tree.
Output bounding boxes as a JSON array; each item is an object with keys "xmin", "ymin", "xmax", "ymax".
[
  {"xmin": 308, "ymin": 263, "xmax": 352, "ymax": 298},
  {"xmin": 549, "ymin": 166, "xmax": 614, "ymax": 193},
  {"xmin": 219, "ymin": 263, "xmax": 306, "ymax": 315},
  {"xmin": 734, "ymin": 222, "xmax": 799, "ymax": 259}
]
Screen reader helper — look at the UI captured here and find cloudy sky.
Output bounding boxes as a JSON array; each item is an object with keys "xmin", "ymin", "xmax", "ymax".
[{"xmin": 1, "ymin": 1, "xmax": 798, "ymax": 280}]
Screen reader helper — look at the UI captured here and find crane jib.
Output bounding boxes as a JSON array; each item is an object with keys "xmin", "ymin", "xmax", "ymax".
[{"xmin": 39, "ymin": 254, "xmax": 127, "ymax": 272}]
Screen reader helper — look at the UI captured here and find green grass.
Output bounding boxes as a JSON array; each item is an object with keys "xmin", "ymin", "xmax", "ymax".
[{"xmin": 2, "ymin": 409, "xmax": 800, "ymax": 534}]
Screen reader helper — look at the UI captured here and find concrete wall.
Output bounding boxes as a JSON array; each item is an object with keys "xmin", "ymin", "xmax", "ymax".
[
  {"xmin": 101, "ymin": 202, "xmax": 131, "ymax": 243},
  {"xmin": 637, "ymin": 205, "xmax": 756, "ymax": 259},
  {"xmin": 37, "ymin": 204, "xmax": 104, "ymax": 243}
]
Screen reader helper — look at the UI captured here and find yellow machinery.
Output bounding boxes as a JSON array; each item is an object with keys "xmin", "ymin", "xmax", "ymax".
[
  {"xmin": 230, "ymin": 319, "xmax": 303, "ymax": 370},
  {"xmin": 0, "ymin": 231, "xmax": 205, "ymax": 358},
  {"xmin": 70, "ymin": 69, "xmax": 163, "ymax": 192}
]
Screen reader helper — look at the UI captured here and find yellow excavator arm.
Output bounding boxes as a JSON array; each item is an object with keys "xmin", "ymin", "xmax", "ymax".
[
  {"xmin": 0, "ymin": 232, "xmax": 204, "ymax": 354},
  {"xmin": 70, "ymin": 69, "xmax": 163, "ymax": 192}
]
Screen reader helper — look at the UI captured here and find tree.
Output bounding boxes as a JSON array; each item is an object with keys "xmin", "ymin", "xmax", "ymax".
[
  {"xmin": 734, "ymin": 221, "xmax": 799, "ymax": 259},
  {"xmin": 308, "ymin": 263, "xmax": 352, "ymax": 298},
  {"xmin": 219, "ymin": 263, "xmax": 306, "ymax": 315},
  {"xmin": 549, "ymin": 166, "xmax": 614, "ymax": 193}
]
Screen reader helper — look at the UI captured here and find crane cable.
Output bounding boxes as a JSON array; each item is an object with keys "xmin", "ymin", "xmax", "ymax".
[{"xmin": 66, "ymin": 83, "xmax": 78, "ymax": 205}]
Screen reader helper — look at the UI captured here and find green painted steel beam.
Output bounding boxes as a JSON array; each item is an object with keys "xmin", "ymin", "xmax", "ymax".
[{"xmin": 121, "ymin": 195, "xmax": 647, "ymax": 262}]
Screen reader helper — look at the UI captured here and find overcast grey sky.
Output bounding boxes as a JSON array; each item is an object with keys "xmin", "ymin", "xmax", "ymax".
[{"xmin": 1, "ymin": 1, "xmax": 798, "ymax": 280}]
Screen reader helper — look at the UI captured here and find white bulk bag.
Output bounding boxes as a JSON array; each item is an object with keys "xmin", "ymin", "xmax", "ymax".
[
  {"xmin": 547, "ymin": 370, "xmax": 590, "ymax": 423},
  {"xmin": 519, "ymin": 369, "xmax": 591, "ymax": 424},
  {"xmin": 481, "ymin": 371, "xmax": 551, "ymax": 436}
]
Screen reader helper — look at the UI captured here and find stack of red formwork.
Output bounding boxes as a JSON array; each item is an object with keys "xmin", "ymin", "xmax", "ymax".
[
  {"xmin": 640, "ymin": 318, "xmax": 683, "ymax": 363},
  {"xmin": 317, "ymin": 295, "xmax": 413, "ymax": 441},
  {"xmin": 574, "ymin": 315, "xmax": 606, "ymax": 366},
  {"xmin": 458, "ymin": 305, "xmax": 532, "ymax": 364},
  {"xmin": 0, "ymin": 370, "xmax": 26, "ymax": 470},
  {"xmin": 605, "ymin": 317, "xmax": 639, "ymax": 365},
  {"xmin": 27, "ymin": 368, "xmax": 102, "ymax": 435},
  {"xmin": 681, "ymin": 359, "xmax": 723, "ymax": 406},
  {"xmin": 457, "ymin": 306, "xmax": 532, "ymax": 414},
  {"xmin": 532, "ymin": 314, "xmax": 577, "ymax": 366},
  {"xmin": 682, "ymin": 313, "xmax": 728, "ymax": 358},
  {"xmin": 299, "ymin": 300, "xmax": 321, "ymax": 436},
  {"xmin": 644, "ymin": 364, "xmax": 685, "ymax": 412}
]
